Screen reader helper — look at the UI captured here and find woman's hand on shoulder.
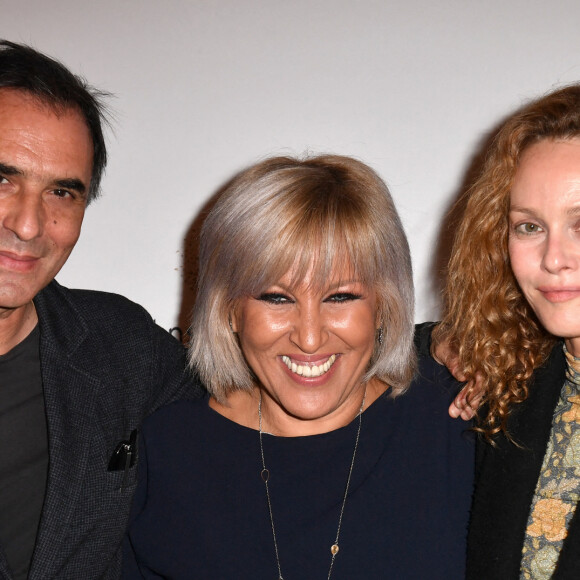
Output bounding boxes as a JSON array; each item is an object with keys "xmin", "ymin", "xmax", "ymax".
[
  {"xmin": 448, "ymin": 382, "xmax": 483, "ymax": 421},
  {"xmin": 431, "ymin": 332, "xmax": 483, "ymax": 421}
]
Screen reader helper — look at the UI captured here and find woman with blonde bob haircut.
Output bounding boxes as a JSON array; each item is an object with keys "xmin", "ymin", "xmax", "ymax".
[
  {"xmin": 190, "ymin": 154, "xmax": 415, "ymax": 402},
  {"xmin": 435, "ymin": 85, "xmax": 580, "ymax": 578},
  {"xmin": 124, "ymin": 154, "xmax": 474, "ymax": 579}
]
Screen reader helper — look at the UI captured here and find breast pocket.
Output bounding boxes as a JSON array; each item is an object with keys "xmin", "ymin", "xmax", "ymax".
[{"xmin": 107, "ymin": 429, "xmax": 139, "ymax": 491}]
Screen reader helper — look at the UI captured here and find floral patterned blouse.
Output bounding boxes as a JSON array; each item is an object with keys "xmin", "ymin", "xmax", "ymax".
[{"xmin": 520, "ymin": 345, "xmax": 580, "ymax": 579}]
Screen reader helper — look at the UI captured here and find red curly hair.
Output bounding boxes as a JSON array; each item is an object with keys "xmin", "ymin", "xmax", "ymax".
[{"xmin": 435, "ymin": 84, "xmax": 580, "ymax": 437}]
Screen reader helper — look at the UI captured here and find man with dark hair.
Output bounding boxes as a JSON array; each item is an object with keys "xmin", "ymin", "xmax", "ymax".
[{"xmin": 0, "ymin": 40, "xmax": 202, "ymax": 579}]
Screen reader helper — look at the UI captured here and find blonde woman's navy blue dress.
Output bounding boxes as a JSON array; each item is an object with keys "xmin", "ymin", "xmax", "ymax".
[{"xmin": 123, "ymin": 326, "xmax": 474, "ymax": 579}]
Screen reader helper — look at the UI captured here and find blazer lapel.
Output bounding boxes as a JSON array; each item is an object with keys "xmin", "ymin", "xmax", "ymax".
[
  {"xmin": 468, "ymin": 343, "xmax": 566, "ymax": 579},
  {"xmin": 27, "ymin": 284, "xmax": 100, "ymax": 580}
]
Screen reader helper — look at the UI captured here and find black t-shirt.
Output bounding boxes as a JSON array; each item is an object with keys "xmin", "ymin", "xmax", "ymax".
[{"xmin": 0, "ymin": 325, "xmax": 47, "ymax": 579}]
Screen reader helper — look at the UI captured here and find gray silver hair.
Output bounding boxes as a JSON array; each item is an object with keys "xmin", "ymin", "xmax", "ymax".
[{"xmin": 189, "ymin": 154, "xmax": 416, "ymax": 401}]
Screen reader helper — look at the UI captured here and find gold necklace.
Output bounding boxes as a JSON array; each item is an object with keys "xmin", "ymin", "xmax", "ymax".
[{"xmin": 258, "ymin": 388, "xmax": 367, "ymax": 580}]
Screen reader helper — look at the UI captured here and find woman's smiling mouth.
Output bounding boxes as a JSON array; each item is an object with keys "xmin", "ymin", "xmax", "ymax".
[{"xmin": 281, "ymin": 354, "xmax": 337, "ymax": 377}]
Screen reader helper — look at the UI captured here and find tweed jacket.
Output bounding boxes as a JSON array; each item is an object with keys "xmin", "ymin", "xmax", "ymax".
[
  {"xmin": 0, "ymin": 280, "xmax": 203, "ymax": 580},
  {"xmin": 467, "ymin": 342, "xmax": 580, "ymax": 579}
]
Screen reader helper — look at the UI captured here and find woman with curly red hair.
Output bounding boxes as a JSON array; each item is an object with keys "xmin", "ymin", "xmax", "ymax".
[{"xmin": 435, "ymin": 84, "xmax": 580, "ymax": 579}]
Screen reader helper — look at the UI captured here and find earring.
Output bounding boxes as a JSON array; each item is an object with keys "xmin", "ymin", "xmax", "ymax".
[
  {"xmin": 377, "ymin": 327, "xmax": 383, "ymax": 345},
  {"xmin": 228, "ymin": 315, "xmax": 235, "ymax": 333}
]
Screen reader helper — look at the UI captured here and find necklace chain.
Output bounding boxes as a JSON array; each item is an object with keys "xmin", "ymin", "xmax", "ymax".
[{"xmin": 258, "ymin": 388, "xmax": 367, "ymax": 580}]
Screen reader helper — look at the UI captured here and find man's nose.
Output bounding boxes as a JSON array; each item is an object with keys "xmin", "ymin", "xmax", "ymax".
[{"xmin": 2, "ymin": 192, "xmax": 45, "ymax": 241}]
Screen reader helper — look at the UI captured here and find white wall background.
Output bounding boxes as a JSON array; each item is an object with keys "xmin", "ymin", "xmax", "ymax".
[{"xmin": 4, "ymin": 0, "xmax": 580, "ymax": 334}]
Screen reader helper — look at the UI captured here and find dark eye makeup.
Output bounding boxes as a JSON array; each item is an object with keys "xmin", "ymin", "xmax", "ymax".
[
  {"xmin": 257, "ymin": 293, "xmax": 292, "ymax": 304},
  {"xmin": 324, "ymin": 292, "xmax": 362, "ymax": 303}
]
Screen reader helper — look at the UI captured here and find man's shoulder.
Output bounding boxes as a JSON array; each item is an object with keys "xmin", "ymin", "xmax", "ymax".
[
  {"xmin": 34, "ymin": 280, "xmax": 194, "ymax": 396},
  {"xmin": 33, "ymin": 280, "xmax": 177, "ymax": 360},
  {"xmin": 41, "ymin": 279, "xmax": 147, "ymax": 311},
  {"xmin": 37, "ymin": 280, "xmax": 153, "ymax": 327}
]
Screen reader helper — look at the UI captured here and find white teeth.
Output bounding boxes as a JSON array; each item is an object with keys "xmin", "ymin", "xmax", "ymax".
[{"xmin": 281, "ymin": 354, "xmax": 337, "ymax": 377}]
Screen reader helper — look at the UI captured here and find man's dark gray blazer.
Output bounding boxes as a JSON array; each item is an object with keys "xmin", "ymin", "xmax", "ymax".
[{"xmin": 0, "ymin": 280, "xmax": 203, "ymax": 579}]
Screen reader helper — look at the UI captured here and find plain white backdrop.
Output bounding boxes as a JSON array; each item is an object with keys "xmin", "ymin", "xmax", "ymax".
[{"xmin": 3, "ymin": 0, "xmax": 580, "ymax": 333}]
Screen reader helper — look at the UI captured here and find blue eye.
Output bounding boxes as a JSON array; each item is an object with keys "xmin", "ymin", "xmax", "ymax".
[{"xmin": 258, "ymin": 293, "xmax": 292, "ymax": 304}]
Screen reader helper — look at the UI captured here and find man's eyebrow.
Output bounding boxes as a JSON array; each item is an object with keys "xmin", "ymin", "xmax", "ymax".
[
  {"xmin": 0, "ymin": 161, "xmax": 88, "ymax": 197},
  {"xmin": 0, "ymin": 161, "xmax": 23, "ymax": 176},
  {"xmin": 53, "ymin": 177, "xmax": 87, "ymax": 196}
]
